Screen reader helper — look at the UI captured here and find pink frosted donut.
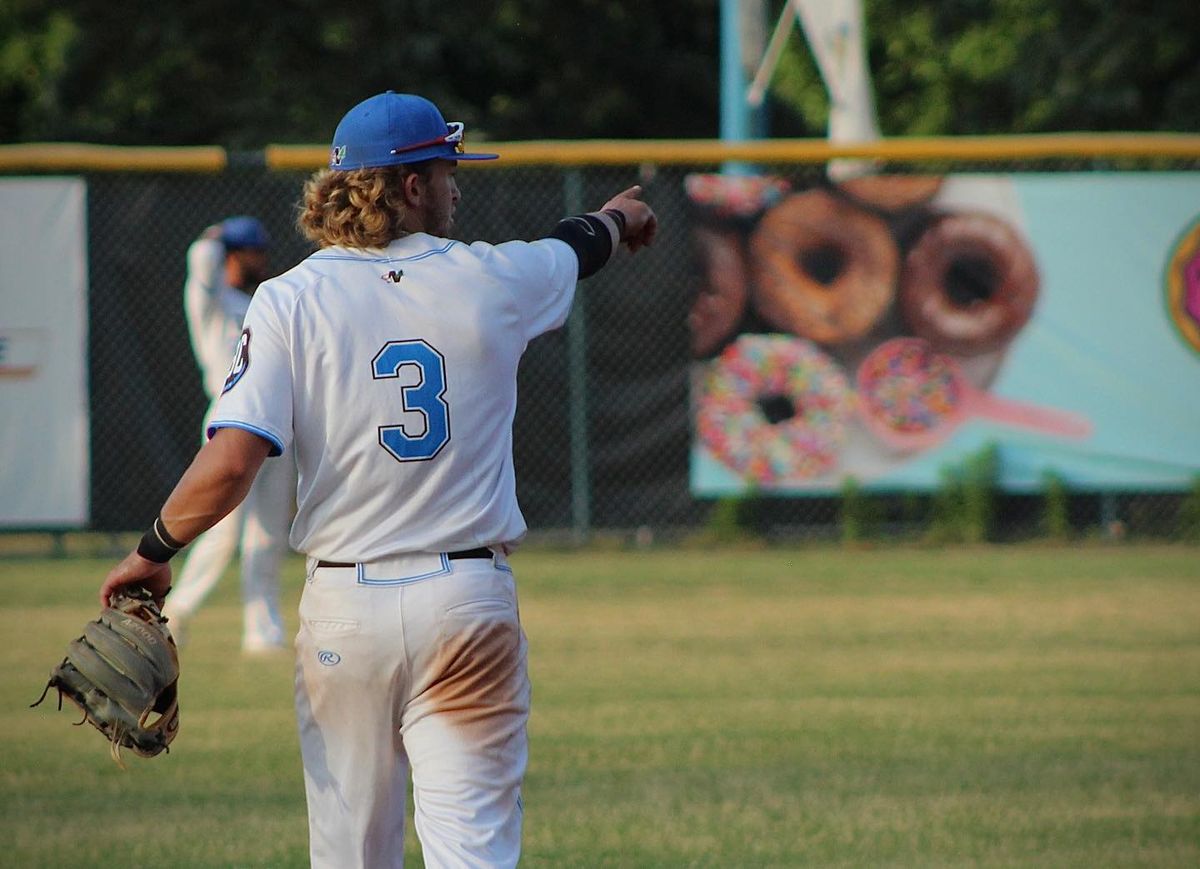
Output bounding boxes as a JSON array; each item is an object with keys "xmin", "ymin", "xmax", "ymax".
[
  {"xmin": 1166, "ymin": 216, "xmax": 1200, "ymax": 354},
  {"xmin": 697, "ymin": 334, "xmax": 854, "ymax": 484},
  {"xmin": 684, "ymin": 173, "xmax": 790, "ymax": 219},
  {"xmin": 1186, "ymin": 250, "xmax": 1200, "ymax": 324}
]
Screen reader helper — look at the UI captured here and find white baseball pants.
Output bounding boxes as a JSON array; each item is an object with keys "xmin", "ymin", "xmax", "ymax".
[
  {"xmin": 295, "ymin": 554, "xmax": 530, "ymax": 869},
  {"xmin": 164, "ymin": 451, "xmax": 295, "ymax": 649}
]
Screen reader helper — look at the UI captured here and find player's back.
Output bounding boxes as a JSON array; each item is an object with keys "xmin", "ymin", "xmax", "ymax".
[{"xmin": 252, "ymin": 232, "xmax": 576, "ymax": 561}]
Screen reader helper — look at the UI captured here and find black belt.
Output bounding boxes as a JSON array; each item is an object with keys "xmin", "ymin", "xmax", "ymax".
[{"xmin": 316, "ymin": 547, "xmax": 493, "ymax": 569}]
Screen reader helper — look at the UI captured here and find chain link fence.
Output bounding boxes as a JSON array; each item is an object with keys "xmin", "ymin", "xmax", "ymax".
[{"xmin": 35, "ymin": 153, "xmax": 1198, "ymax": 542}]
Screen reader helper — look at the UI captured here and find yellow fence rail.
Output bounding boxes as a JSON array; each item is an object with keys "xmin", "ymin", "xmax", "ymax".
[
  {"xmin": 2, "ymin": 134, "xmax": 1200, "ymax": 173},
  {"xmin": 0, "ymin": 143, "xmax": 227, "ymax": 173}
]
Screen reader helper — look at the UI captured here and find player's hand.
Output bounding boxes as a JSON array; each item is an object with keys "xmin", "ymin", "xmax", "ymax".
[
  {"xmin": 602, "ymin": 185, "xmax": 658, "ymax": 253},
  {"xmin": 100, "ymin": 552, "xmax": 172, "ymax": 609}
]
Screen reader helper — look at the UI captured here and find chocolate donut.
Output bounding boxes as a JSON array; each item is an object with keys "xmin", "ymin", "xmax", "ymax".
[
  {"xmin": 688, "ymin": 225, "xmax": 750, "ymax": 358},
  {"xmin": 900, "ymin": 212, "xmax": 1039, "ymax": 356}
]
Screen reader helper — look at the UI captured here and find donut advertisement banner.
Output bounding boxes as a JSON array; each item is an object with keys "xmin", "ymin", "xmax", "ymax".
[{"xmin": 687, "ymin": 172, "xmax": 1200, "ymax": 494}]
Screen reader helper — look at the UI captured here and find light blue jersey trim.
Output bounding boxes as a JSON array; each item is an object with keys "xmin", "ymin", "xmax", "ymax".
[
  {"xmin": 310, "ymin": 240, "xmax": 460, "ymax": 264},
  {"xmin": 356, "ymin": 553, "xmax": 452, "ymax": 586},
  {"xmin": 207, "ymin": 420, "xmax": 284, "ymax": 456}
]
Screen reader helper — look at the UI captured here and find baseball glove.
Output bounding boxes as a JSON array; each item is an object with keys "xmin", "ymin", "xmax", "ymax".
[{"xmin": 32, "ymin": 586, "xmax": 180, "ymax": 766}]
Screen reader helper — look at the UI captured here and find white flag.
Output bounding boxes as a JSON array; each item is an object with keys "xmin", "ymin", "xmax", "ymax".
[{"xmin": 794, "ymin": 0, "xmax": 880, "ymax": 177}]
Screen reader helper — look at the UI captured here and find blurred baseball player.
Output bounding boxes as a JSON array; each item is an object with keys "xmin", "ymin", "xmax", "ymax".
[
  {"xmin": 165, "ymin": 217, "xmax": 295, "ymax": 652},
  {"xmin": 100, "ymin": 91, "xmax": 656, "ymax": 867}
]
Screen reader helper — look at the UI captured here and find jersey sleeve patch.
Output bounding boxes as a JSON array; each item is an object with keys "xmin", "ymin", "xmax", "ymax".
[{"xmin": 221, "ymin": 327, "xmax": 251, "ymax": 394}]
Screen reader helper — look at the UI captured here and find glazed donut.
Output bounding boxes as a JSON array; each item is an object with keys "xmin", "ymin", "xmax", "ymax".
[
  {"xmin": 697, "ymin": 334, "xmax": 854, "ymax": 484},
  {"xmin": 749, "ymin": 190, "xmax": 898, "ymax": 345},
  {"xmin": 900, "ymin": 212, "xmax": 1039, "ymax": 356},
  {"xmin": 837, "ymin": 174, "xmax": 943, "ymax": 212}
]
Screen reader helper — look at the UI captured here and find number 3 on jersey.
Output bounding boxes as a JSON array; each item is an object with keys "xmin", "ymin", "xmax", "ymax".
[{"xmin": 372, "ymin": 339, "xmax": 450, "ymax": 461}]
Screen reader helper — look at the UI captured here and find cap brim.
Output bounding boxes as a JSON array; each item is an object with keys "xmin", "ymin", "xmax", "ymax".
[{"xmin": 329, "ymin": 146, "xmax": 500, "ymax": 170}]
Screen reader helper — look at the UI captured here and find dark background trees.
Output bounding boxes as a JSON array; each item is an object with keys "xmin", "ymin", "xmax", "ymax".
[{"xmin": 1, "ymin": 0, "xmax": 1197, "ymax": 146}]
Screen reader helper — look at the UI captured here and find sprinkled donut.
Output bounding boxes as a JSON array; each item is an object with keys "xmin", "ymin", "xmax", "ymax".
[
  {"xmin": 749, "ymin": 190, "xmax": 899, "ymax": 345},
  {"xmin": 857, "ymin": 337, "xmax": 962, "ymax": 437},
  {"xmin": 900, "ymin": 212, "xmax": 1038, "ymax": 356},
  {"xmin": 697, "ymin": 334, "xmax": 854, "ymax": 484}
]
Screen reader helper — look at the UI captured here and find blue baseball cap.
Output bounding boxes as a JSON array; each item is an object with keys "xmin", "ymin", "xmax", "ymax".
[
  {"xmin": 220, "ymin": 216, "xmax": 270, "ymax": 250},
  {"xmin": 328, "ymin": 91, "xmax": 498, "ymax": 170}
]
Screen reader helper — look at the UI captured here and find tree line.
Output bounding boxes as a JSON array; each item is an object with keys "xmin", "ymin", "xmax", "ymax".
[{"xmin": 2, "ymin": 1, "xmax": 1196, "ymax": 147}]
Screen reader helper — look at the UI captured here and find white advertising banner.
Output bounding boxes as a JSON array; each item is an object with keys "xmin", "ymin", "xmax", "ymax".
[{"xmin": 0, "ymin": 178, "xmax": 90, "ymax": 526}]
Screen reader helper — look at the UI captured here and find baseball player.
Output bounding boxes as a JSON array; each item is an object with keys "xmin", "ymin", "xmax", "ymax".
[
  {"xmin": 165, "ymin": 216, "xmax": 296, "ymax": 652},
  {"xmin": 100, "ymin": 90, "xmax": 656, "ymax": 868}
]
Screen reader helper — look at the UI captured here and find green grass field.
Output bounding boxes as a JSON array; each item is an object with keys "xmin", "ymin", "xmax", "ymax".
[{"xmin": 4, "ymin": 544, "xmax": 1198, "ymax": 867}]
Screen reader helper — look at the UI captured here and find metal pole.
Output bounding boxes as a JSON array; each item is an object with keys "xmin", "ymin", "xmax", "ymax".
[
  {"xmin": 720, "ymin": 0, "xmax": 749, "ymax": 146},
  {"xmin": 564, "ymin": 169, "xmax": 591, "ymax": 542},
  {"xmin": 719, "ymin": 0, "xmax": 767, "ymax": 173}
]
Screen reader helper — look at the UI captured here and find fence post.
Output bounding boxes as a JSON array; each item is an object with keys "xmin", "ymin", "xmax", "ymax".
[{"xmin": 563, "ymin": 169, "xmax": 591, "ymax": 542}]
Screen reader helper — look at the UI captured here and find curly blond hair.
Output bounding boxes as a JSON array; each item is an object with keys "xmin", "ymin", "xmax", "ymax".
[{"xmin": 297, "ymin": 165, "xmax": 429, "ymax": 249}]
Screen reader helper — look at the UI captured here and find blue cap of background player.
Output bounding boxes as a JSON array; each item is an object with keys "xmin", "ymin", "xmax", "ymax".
[
  {"xmin": 220, "ymin": 216, "xmax": 270, "ymax": 250},
  {"xmin": 328, "ymin": 91, "xmax": 499, "ymax": 171}
]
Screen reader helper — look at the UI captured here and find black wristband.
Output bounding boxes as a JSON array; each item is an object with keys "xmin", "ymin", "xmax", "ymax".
[
  {"xmin": 136, "ymin": 516, "xmax": 185, "ymax": 563},
  {"xmin": 548, "ymin": 212, "xmax": 620, "ymax": 279},
  {"xmin": 601, "ymin": 208, "xmax": 627, "ymax": 237}
]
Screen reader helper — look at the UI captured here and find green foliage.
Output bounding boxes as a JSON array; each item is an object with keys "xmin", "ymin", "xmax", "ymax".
[
  {"xmin": 772, "ymin": 0, "xmax": 1200, "ymax": 136},
  {"xmin": 927, "ymin": 444, "xmax": 999, "ymax": 543},
  {"xmin": 0, "ymin": 1, "xmax": 720, "ymax": 146},
  {"xmin": 961, "ymin": 444, "xmax": 999, "ymax": 543},
  {"xmin": 928, "ymin": 465, "xmax": 966, "ymax": 543},
  {"xmin": 703, "ymin": 492, "xmax": 764, "ymax": 543},
  {"xmin": 839, "ymin": 476, "xmax": 864, "ymax": 543},
  {"xmin": 0, "ymin": 7, "xmax": 78, "ymax": 141},
  {"xmin": 839, "ymin": 476, "xmax": 881, "ymax": 544},
  {"xmin": 1041, "ymin": 471, "xmax": 1072, "ymax": 541},
  {"xmin": 3, "ymin": 2, "xmax": 1199, "ymax": 145}
]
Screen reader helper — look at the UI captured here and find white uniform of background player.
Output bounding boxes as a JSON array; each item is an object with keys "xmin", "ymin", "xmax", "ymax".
[
  {"xmin": 99, "ymin": 92, "xmax": 656, "ymax": 869},
  {"xmin": 165, "ymin": 217, "xmax": 295, "ymax": 651}
]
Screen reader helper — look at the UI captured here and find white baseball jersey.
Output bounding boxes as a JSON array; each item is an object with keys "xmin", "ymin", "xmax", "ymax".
[
  {"xmin": 208, "ymin": 232, "xmax": 578, "ymax": 561},
  {"xmin": 184, "ymin": 237, "xmax": 253, "ymax": 400}
]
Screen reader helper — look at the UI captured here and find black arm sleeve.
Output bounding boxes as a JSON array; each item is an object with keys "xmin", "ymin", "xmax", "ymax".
[{"xmin": 547, "ymin": 212, "xmax": 621, "ymax": 279}]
